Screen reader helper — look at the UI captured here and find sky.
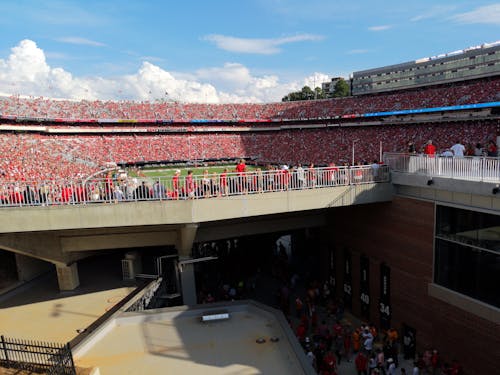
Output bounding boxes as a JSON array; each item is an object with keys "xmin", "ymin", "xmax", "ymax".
[{"xmin": 0, "ymin": 0, "xmax": 498, "ymax": 103}]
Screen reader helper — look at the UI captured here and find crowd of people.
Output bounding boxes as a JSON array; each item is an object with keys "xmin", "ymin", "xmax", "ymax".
[
  {"xmin": 290, "ymin": 285, "xmax": 464, "ymax": 375},
  {"xmin": 0, "ymin": 76, "xmax": 497, "ymax": 185},
  {"xmin": 0, "ymin": 159, "xmax": 387, "ymax": 206},
  {"xmin": 0, "ymin": 120, "xmax": 496, "ymax": 184},
  {"xmin": 195, "ymin": 237, "xmax": 465, "ymax": 375},
  {"xmin": 0, "ymin": 77, "xmax": 498, "ymax": 121}
]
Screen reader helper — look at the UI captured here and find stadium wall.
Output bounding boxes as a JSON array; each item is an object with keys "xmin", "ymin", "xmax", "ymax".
[{"xmin": 327, "ymin": 197, "xmax": 497, "ymax": 375}]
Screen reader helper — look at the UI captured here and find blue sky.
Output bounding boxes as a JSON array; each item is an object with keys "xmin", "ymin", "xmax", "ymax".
[{"xmin": 0, "ymin": 0, "xmax": 498, "ymax": 103}]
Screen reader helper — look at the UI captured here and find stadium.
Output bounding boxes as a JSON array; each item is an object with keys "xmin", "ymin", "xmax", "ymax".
[{"xmin": 0, "ymin": 41, "xmax": 499, "ymax": 375}]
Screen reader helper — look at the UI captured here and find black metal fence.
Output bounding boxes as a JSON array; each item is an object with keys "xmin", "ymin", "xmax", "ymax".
[{"xmin": 0, "ymin": 335, "xmax": 76, "ymax": 375}]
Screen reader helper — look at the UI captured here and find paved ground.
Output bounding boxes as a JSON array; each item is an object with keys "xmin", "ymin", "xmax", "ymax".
[
  {"xmin": 0, "ymin": 254, "xmax": 414, "ymax": 374},
  {"xmin": 76, "ymin": 303, "xmax": 308, "ymax": 375},
  {"xmin": 0, "ymin": 255, "xmax": 136, "ymax": 343}
]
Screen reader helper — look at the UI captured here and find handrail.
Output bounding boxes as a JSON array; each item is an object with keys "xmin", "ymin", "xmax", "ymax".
[
  {"xmin": 384, "ymin": 152, "xmax": 500, "ymax": 182},
  {"xmin": 0, "ymin": 165, "xmax": 389, "ymax": 208}
]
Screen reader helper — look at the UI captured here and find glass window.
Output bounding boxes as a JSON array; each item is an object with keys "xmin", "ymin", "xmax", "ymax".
[
  {"xmin": 435, "ymin": 239, "xmax": 500, "ymax": 307},
  {"xmin": 436, "ymin": 206, "xmax": 500, "ymax": 253},
  {"xmin": 435, "ymin": 206, "xmax": 500, "ymax": 308}
]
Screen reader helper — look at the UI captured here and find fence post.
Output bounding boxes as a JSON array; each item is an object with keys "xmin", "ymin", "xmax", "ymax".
[
  {"xmin": 1, "ymin": 335, "xmax": 9, "ymax": 365},
  {"xmin": 67, "ymin": 343, "xmax": 76, "ymax": 375}
]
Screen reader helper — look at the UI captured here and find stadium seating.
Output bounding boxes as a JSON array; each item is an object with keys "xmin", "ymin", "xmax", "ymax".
[
  {"xmin": 0, "ymin": 121, "xmax": 495, "ymax": 184},
  {"xmin": 0, "ymin": 77, "xmax": 498, "ymax": 183},
  {"xmin": 0, "ymin": 77, "xmax": 498, "ymax": 121}
]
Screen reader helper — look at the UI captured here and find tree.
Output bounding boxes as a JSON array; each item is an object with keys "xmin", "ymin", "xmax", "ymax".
[
  {"xmin": 282, "ymin": 85, "xmax": 326, "ymax": 102},
  {"xmin": 332, "ymin": 78, "xmax": 350, "ymax": 98}
]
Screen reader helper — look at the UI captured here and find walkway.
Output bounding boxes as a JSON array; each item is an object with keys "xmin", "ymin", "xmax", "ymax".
[{"xmin": 0, "ymin": 255, "xmax": 136, "ymax": 343}]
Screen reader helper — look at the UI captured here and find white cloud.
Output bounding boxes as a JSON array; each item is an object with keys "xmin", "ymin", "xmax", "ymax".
[
  {"xmin": 368, "ymin": 25, "xmax": 392, "ymax": 31},
  {"xmin": 303, "ymin": 72, "xmax": 330, "ymax": 90},
  {"xmin": 410, "ymin": 5, "xmax": 457, "ymax": 22},
  {"xmin": 203, "ymin": 34, "xmax": 324, "ymax": 54},
  {"xmin": 44, "ymin": 51, "xmax": 71, "ymax": 60},
  {"xmin": 56, "ymin": 37, "xmax": 106, "ymax": 47},
  {"xmin": 451, "ymin": 4, "xmax": 500, "ymax": 25},
  {"xmin": 0, "ymin": 39, "xmax": 331, "ymax": 104},
  {"xmin": 347, "ymin": 49, "xmax": 370, "ymax": 55}
]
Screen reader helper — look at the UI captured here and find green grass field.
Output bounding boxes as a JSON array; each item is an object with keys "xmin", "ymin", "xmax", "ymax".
[{"xmin": 132, "ymin": 164, "xmax": 259, "ymax": 179}]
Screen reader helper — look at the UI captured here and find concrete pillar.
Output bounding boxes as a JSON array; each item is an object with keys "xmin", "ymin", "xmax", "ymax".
[
  {"xmin": 179, "ymin": 262, "xmax": 197, "ymax": 305},
  {"xmin": 177, "ymin": 223, "xmax": 199, "ymax": 257},
  {"xmin": 56, "ymin": 263, "xmax": 80, "ymax": 291},
  {"xmin": 177, "ymin": 224, "xmax": 198, "ymax": 305}
]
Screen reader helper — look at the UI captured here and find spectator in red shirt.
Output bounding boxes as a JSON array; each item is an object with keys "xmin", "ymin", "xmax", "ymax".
[
  {"xmin": 354, "ymin": 350, "xmax": 368, "ymax": 375},
  {"xmin": 61, "ymin": 185, "xmax": 73, "ymax": 203},
  {"xmin": 487, "ymin": 140, "xmax": 498, "ymax": 157},
  {"xmin": 172, "ymin": 169, "xmax": 180, "ymax": 199},
  {"xmin": 185, "ymin": 170, "xmax": 195, "ymax": 199},
  {"xmin": 424, "ymin": 140, "xmax": 437, "ymax": 157},
  {"xmin": 235, "ymin": 159, "xmax": 246, "ymax": 174},
  {"xmin": 235, "ymin": 159, "xmax": 246, "ymax": 193}
]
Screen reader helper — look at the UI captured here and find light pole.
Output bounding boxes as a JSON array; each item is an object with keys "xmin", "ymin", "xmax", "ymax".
[{"xmin": 352, "ymin": 139, "xmax": 359, "ymax": 165}]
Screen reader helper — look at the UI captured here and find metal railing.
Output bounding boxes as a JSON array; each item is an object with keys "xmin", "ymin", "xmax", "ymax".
[
  {"xmin": 0, "ymin": 335, "xmax": 76, "ymax": 375},
  {"xmin": 126, "ymin": 277, "xmax": 163, "ymax": 312},
  {"xmin": 384, "ymin": 152, "xmax": 500, "ymax": 182},
  {"xmin": 0, "ymin": 165, "xmax": 389, "ymax": 208}
]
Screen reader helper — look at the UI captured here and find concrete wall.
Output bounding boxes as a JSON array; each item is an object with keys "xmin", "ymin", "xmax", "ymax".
[
  {"xmin": 15, "ymin": 254, "xmax": 52, "ymax": 282},
  {"xmin": 327, "ymin": 197, "xmax": 498, "ymax": 375}
]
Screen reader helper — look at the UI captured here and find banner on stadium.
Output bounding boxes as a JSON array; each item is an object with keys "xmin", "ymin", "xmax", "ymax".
[
  {"xmin": 343, "ymin": 249, "xmax": 352, "ymax": 309},
  {"xmin": 379, "ymin": 262, "xmax": 391, "ymax": 329},
  {"xmin": 363, "ymin": 101, "xmax": 500, "ymax": 118},
  {"xmin": 359, "ymin": 255, "xmax": 370, "ymax": 319}
]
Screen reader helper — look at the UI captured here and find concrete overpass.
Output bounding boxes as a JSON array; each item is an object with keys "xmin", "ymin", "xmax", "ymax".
[{"xmin": 0, "ymin": 182, "xmax": 392, "ymax": 304}]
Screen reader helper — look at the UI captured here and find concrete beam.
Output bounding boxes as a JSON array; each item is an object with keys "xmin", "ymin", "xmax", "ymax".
[
  {"xmin": 60, "ymin": 230, "xmax": 177, "ymax": 252},
  {"xmin": 0, "ymin": 232, "xmax": 77, "ymax": 266},
  {"xmin": 196, "ymin": 213, "xmax": 326, "ymax": 242}
]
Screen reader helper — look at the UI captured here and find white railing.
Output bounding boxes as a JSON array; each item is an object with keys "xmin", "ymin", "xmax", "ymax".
[
  {"xmin": 384, "ymin": 152, "xmax": 500, "ymax": 182},
  {"xmin": 0, "ymin": 165, "xmax": 389, "ymax": 208}
]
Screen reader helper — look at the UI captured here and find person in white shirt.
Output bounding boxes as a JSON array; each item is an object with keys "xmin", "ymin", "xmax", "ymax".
[
  {"xmin": 441, "ymin": 149, "xmax": 454, "ymax": 157},
  {"xmin": 450, "ymin": 140, "xmax": 465, "ymax": 157}
]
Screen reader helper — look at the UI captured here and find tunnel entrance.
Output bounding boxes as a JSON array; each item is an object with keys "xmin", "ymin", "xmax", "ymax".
[
  {"xmin": 0, "ymin": 249, "xmax": 18, "ymax": 290},
  {"xmin": 192, "ymin": 228, "xmax": 325, "ymax": 311}
]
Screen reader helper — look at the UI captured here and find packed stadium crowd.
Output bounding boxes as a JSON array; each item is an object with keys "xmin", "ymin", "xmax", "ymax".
[
  {"xmin": 0, "ymin": 120, "xmax": 496, "ymax": 184},
  {"xmin": 0, "ymin": 77, "xmax": 498, "ymax": 121},
  {"xmin": 0, "ymin": 75, "xmax": 498, "ymax": 188}
]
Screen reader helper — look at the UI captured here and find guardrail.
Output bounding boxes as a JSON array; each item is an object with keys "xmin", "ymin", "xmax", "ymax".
[
  {"xmin": 0, "ymin": 165, "xmax": 389, "ymax": 208},
  {"xmin": 384, "ymin": 153, "xmax": 500, "ymax": 182},
  {"xmin": 0, "ymin": 335, "xmax": 75, "ymax": 375}
]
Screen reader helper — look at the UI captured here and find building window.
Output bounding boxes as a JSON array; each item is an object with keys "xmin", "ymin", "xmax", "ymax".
[{"xmin": 434, "ymin": 205, "xmax": 500, "ymax": 308}]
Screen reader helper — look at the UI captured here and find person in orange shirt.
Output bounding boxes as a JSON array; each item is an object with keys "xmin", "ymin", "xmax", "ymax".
[{"xmin": 352, "ymin": 328, "xmax": 361, "ymax": 353}]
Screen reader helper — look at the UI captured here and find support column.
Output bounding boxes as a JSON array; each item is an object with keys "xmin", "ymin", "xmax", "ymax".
[
  {"xmin": 177, "ymin": 224, "xmax": 198, "ymax": 306},
  {"xmin": 56, "ymin": 263, "xmax": 80, "ymax": 291},
  {"xmin": 179, "ymin": 262, "xmax": 197, "ymax": 305}
]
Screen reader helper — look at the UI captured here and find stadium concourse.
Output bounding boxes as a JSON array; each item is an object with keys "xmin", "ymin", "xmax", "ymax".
[{"xmin": 0, "ymin": 76, "xmax": 498, "ymax": 184}]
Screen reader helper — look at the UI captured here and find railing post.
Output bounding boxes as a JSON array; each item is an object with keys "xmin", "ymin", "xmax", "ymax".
[
  {"xmin": 1, "ymin": 335, "xmax": 10, "ymax": 366},
  {"xmin": 67, "ymin": 343, "xmax": 76, "ymax": 375},
  {"xmin": 480, "ymin": 157, "xmax": 484, "ymax": 181}
]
